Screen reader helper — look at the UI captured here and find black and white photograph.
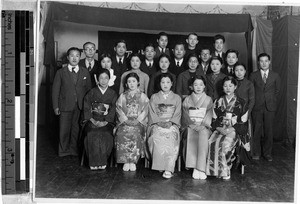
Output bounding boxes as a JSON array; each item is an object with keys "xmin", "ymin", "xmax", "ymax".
[{"xmin": 1, "ymin": 0, "xmax": 300, "ymax": 203}]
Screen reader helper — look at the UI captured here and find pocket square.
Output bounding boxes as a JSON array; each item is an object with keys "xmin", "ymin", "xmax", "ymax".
[{"xmin": 83, "ymin": 77, "xmax": 86, "ymax": 79}]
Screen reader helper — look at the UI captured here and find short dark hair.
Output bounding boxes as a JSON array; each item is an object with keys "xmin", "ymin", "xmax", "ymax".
[
  {"xmin": 67, "ymin": 47, "xmax": 81, "ymax": 56},
  {"xmin": 214, "ymin": 34, "xmax": 225, "ymax": 43},
  {"xmin": 124, "ymin": 72, "xmax": 140, "ymax": 90},
  {"xmin": 226, "ymin": 49, "xmax": 239, "ymax": 58},
  {"xmin": 157, "ymin": 32, "xmax": 168, "ymax": 40},
  {"xmin": 144, "ymin": 43, "xmax": 155, "ymax": 51},
  {"xmin": 98, "ymin": 68, "xmax": 111, "ymax": 79},
  {"xmin": 114, "ymin": 39, "xmax": 127, "ymax": 47},
  {"xmin": 83, "ymin": 42, "xmax": 96, "ymax": 49},
  {"xmin": 189, "ymin": 75, "xmax": 207, "ymax": 87},
  {"xmin": 257, "ymin": 53, "xmax": 271, "ymax": 61},
  {"xmin": 200, "ymin": 47, "xmax": 211, "ymax": 54},
  {"xmin": 210, "ymin": 56, "xmax": 223, "ymax": 65},
  {"xmin": 158, "ymin": 53, "xmax": 171, "ymax": 63},
  {"xmin": 187, "ymin": 53, "xmax": 199, "ymax": 62},
  {"xmin": 187, "ymin": 32, "xmax": 198, "ymax": 38},
  {"xmin": 174, "ymin": 42, "xmax": 186, "ymax": 49},
  {"xmin": 234, "ymin": 62, "xmax": 247, "ymax": 72},
  {"xmin": 99, "ymin": 52, "xmax": 112, "ymax": 62},
  {"xmin": 223, "ymin": 76, "xmax": 237, "ymax": 86}
]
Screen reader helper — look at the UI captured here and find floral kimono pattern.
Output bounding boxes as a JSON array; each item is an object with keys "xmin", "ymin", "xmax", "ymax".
[
  {"xmin": 147, "ymin": 91, "xmax": 182, "ymax": 173},
  {"xmin": 206, "ymin": 94, "xmax": 248, "ymax": 177},
  {"xmin": 115, "ymin": 90, "xmax": 149, "ymax": 164},
  {"xmin": 181, "ymin": 92, "xmax": 213, "ymax": 171}
]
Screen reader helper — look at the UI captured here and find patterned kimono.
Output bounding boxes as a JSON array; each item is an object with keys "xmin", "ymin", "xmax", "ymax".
[
  {"xmin": 181, "ymin": 92, "xmax": 213, "ymax": 171},
  {"xmin": 147, "ymin": 91, "xmax": 182, "ymax": 173},
  {"xmin": 83, "ymin": 87, "xmax": 118, "ymax": 167},
  {"xmin": 115, "ymin": 90, "xmax": 149, "ymax": 164},
  {"xmin": 206, "ymin": 94, "xmax": 248, "ymax": 178}
]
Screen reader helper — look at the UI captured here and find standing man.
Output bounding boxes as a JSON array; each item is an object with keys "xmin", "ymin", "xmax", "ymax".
[{"xmin": 250, "ymin": 53, "xmax": 280, "ymax": 162}]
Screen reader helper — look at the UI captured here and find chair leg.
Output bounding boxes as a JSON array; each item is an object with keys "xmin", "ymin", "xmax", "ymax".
[
  {"xmin": 80, "ymin": 149, "xmax": 85, "ymax": 166},
  {"xmin": 241, "ymin": 165, "xmax": 245, "ymax": 175},
  {"xmin": 177, "ymin": 156, "xmax": 181, "ymax": 172}
]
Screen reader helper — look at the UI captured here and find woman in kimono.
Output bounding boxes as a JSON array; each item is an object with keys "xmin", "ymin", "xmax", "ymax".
[
  {"xmin": 206, "ymin": 76, "xmax": 248, "ymax": 180},
  {"xmin": 182, "ymin": 75, "xmax": 213, "ymax": 180},
  {"xmin": 115, "ymin": 72, "xmax": 149, "ymax": 171},
  {"xmin": 148, "ymin": 72, "xmax": 182, "ymax": 179},
  {"xmin": 83, "ymin": 69, "xmax": 118, "ymax": 170}
]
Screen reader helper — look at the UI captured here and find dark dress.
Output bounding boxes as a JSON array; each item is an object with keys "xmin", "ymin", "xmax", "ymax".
[
  {"xmin": 83, "ymin": 87, "xmax": 118, "ymax": 167},
  {"xmin": 206, "ymin": 72, "xmax": 227, "ymax": 101}
]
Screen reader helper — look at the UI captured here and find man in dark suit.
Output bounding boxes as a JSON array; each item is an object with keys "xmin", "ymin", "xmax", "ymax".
[
  {"xmin": 199, "ymin": 47, "xmax": 212, "ymax": 75},
  {"xmin": 169, "ymin": 42, "xmax": 187, "ymax": 77},
  {"xmin": 212, "ymin": 34, "xmax": 226, "ymax": 62},
  {"xmin": 111, "ymin": 39, "xmax": 129, "ymax": 93},
  {"xmin": 154, "ymin": 32, "xmax": 171, "ymax": 59},
  {"xmin": 140, "ymin": 43, "xmax": 158, "ymax": 78},
  {"xmin": 250, "ymin": 53, "xmax": 280, "ymax": 162},
  {"xmin": 78, "ymin": 42, "xmax": 101, "ymax": 88},
  {"xmin": 52, "ymin": 47, "xmax": 92, "ymax": 157}
]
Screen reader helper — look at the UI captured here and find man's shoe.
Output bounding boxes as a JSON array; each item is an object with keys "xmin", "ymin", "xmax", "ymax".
[
  {"xmin": 264, "ymin": 155, "xmax": 273, "ymax": 162},
  {"xmin": 252, "ymin": 156, "xmax": 260, "ymax": 160}
]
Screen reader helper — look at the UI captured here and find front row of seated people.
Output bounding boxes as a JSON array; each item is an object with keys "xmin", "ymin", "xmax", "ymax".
[{"xmin": 83, "ymin": 67, "xmax": 250, "ymax": 180}]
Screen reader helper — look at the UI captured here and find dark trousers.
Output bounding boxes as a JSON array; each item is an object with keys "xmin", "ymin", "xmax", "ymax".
[
  {"xmin": 252, "ymin": 106, "xmax": 275, "ymax": 157},
  {"xmin": 59, "ymin": 106, "xmax": 80, "ymax": 157}
]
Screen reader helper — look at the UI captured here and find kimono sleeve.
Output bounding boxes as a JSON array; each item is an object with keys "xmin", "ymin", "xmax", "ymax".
[
  {"xmin": 148, "ymin": 94, "xmax": 160, "ymax": 126},
  {"xmin": 105, "ymin": 91, "xmax": 118, "ymax": 124},
  {"xmin": 232, "ymin": 99, "xmax": 248, "ymax": 135},
  {"xmin": 181, "ymin": 96, "xmax": 194, "ymax": 128},
  {"xmin": 201, "ymin": 97, "xmax": 213, "ymax": 128},
  {"xmin": 144, "ymin": 74, "xmax": 150, "ymax": 96},
  {"xmin": 116, "ymin": 93, "xmax": 128, "ymax": 124},
  {"xmin": 169, "ymin": 95, "xmax": 182, "ymax": 127},
  {"xmin": 136, "ymin": 93, "xmax": 149, "ymax": 126},
  {"xmin": 211, "ymin": 99, "xmax": 223, "ymax": 131}
]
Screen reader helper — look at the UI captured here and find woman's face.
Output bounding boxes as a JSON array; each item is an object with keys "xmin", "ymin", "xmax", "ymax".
[
  {"xmin": 223, "ymin": 80, "xmax": 237, "ymax": 95},
  {"xmin": 188, "ymin": 56, "xmax": 199, "ymax": 70},
  {"xmin": 159, "ymin": 56, "xmax": 170, "ymax": 71},
  {"xmin": 127, "ymin": 77, "xmax": 138, "ymax": 91},
  {"xmin": 130, "ymin": 56, "xmax": 141, "ymax": 70},
  {"xmin": 234, "ymin": 65, "xmax": 246, "ymax": 80},
  {"xmin": 160, "ymin": 77, "xmax": 172, "ymax": 92},
  {"xmin": 210, "ymin": 59, "xmax": 222, "ymax": 74},
  {"xmin": 192, "ymin": 79, "xmax": 205, "ymax": 94},
  {"xmin": 98, "ymin": 73, "xmax": 110, "ymax": 89},
  {"xmin": 101, "ymin": 57, "xmax": 112, "ymax": 69}
]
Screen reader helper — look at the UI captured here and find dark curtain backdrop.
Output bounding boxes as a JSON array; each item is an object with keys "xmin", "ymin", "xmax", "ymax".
[
  {"xmin": 272, "ymin": 16, "xmax": 299, "ymax": 142},
  {"xmin": 43, "ymin": 2, "xmax": 253, "ymax": 69}
]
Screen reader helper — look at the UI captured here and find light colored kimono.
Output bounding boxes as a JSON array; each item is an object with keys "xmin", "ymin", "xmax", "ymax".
[
  {"xmin": 181, "ymin": 92, "xmax": 213, "ymax": 172},
  {"xmin": 147, "ymin": 91, "xmax": 182, "ymax": 173}
]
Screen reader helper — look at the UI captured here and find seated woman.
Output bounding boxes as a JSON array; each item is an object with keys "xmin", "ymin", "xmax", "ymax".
[
  {"xmin": 206, "ymin": 76, "xmax": 248, "ymax": 180},
  {"xmin": 83, "ymin": 69, "xmax": 118, "ymax": 170},
  {"xmin": 181, "ymin": 75, "xmax": 213, "ymax": 180},
  {"xmin": 148, "ymin": 72, "xmax": 182, "ymax": 179},
  {"xmin": 115, "ymin": 72, "xmax": 149, "ymax": 171}
]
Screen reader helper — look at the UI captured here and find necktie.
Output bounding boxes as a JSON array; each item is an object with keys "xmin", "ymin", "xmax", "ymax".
[
  {"xmin": 118, "ymin": 58, "xmax": 122, "ymax": 66},
  {"xmin": 149, "ymin": 62, "xmax": 152, "ymax": 68},
  {"xmin": 162, "ymin": 48, "xmax": 165, "ymax": 53},
  {"xmin": 176, "ymin": 61, "xmax": 180, "ymax": 67},
  {"xmin": 88, "ymin": 62, "xmax": 92, "ymax": 71},
  {"xmin": 212, "ymin": 74, "xmax": 217, "ymax": 82},
  {"xmin": 72, "ymin": 67, "xmax": 76, "ymax": 73},
  {"xmin": 263, "ymin": 72, "xmax": 267, "ymax": 84}
]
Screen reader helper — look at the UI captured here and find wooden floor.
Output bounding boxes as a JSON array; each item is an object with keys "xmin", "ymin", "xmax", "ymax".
[{"xmin": 35, "ymin": 125, "xmax": 295, "ymax": 202}]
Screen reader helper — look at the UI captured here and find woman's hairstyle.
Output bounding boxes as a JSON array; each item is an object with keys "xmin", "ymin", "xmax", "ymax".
[
  {"xmin": 223, "ymin": 76, "xmax": 237, "ymax": 86},
  {"xmin": 98, "ymin": 68, "xmax": 110, "ymax": 79},
  {"xmin": 210, "ymin": 56, "xmax": 223, "ymax": 65},
  {"xmin": 124, "ymin": 72, "xmax": 140, "ymax": 90},
  {"xmin": 158, "ymin": 53, "xmax": 171, "ymax": 63},
  {"xmin": 99, "ymin": 52, "xmax": 112, "ymax": 62},
  {"xmin": 234, "ymin": 62, "xmax": 247, "ymax": 72},
  {"xmin": 158, "ymin": 72, "xmax": 174, "ymax": 84},
  {"xmin": 189, "ymin": 75, "xmax": 207, "ymax": 87}
]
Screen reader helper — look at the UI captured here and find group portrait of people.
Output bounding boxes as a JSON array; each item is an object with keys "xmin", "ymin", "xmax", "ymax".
[{"xmin": 52, "ymin": 32, "xmax": 281, "ymax": 180}]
